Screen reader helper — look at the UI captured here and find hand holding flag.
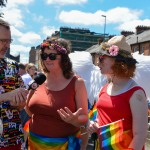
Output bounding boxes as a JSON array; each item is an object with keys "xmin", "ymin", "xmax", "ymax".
[{"xmin": 98, "ymin": 119, "xmax": 125, "ymax": 150}]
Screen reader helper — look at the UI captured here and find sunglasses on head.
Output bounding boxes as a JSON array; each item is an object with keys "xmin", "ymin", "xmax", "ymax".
[{"xmin": 41, "ymin": 53, "xmax": 60, "ymax": 60}]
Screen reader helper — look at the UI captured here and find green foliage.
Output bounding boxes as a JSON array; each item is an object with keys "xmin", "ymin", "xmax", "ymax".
[{"xmin": 0, "ymin": 0, "xmax": 7, "ymax": 7}]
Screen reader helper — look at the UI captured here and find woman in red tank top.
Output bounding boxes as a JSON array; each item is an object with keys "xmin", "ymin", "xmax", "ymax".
[
  {"xmin": 25, "ymin": 38, "xmax": 89, "ymax": 150},
  {"xmin": 86, "ymin": 35, "xmax": 148, "ymax": 150}
]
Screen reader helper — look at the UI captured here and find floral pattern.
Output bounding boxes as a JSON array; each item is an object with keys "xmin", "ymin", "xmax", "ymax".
[
  {"xmin": 100, "ymin": 43, "xmax": 133, "ymax": 59},
  {"xmin": 109, "ymin": 45, "xmax": 119, "ymax": 56},
  {"xmin": 41, "ymin": 42, "xmax": 67, "ymax": 54}
]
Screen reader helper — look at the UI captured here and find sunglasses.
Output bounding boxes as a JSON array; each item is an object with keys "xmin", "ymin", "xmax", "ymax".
[
  {"xmin": 99, "ymin": 55, "xmax": 106, "ymax": 63},
  {"xmin": 40, "ymin": 53, "xmax": 60, "ymax": 60}
]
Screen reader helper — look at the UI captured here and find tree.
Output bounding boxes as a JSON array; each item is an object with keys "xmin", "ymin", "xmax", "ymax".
[
  {"xmin": 0, "ymin": 0, "xmax": 7, "ymax": 17},
  {"xmin": 0, "ymin": 0, "xmax": 7, "ymax": 7}
]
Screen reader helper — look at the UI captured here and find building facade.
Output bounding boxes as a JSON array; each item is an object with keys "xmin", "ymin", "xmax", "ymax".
[
  {"xmin": 87, "ymin": 26, "xmax": 150, "ymax": 66},
  {"xmin": 29, "ymin": 27, "xmax": 106, "ymax": 67},
  {"xmin": 51, "ymin": 27, "xmax": 104, "ymax": 52},
  {"xmin": 123, "ymin": 26, "xmax": 150, "ymax": 55}
]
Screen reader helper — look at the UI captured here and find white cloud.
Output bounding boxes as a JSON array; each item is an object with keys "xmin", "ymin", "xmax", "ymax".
[
  {"xmin": 11, "ymin": 26, "xmax": 42, "ymax": 45},
  {"xmin": 58, "ymin": 7, "xmax": 150, "ymax": 33},
  {"xmin": 10, "ymin": 45, "xmax": 31, "ymax": 63},
  {"xmin": 59, "ymin": 10, "xmax": 105, "ymax": 25},
  {"xmin": 11, "ymin": 26, "xmax": 23, "ymax": 37},
  {"xmin": 1, "ymin": 0, "xmax": 35, "ymax": 28},
  {"xmin": 59, "ymin": 7, "xmax": 143, "ymax": 26},
  {"xmin": 2, "ymin": 7, "xmax": 24, "ymax": 28},
  {"xmin": 107, "ymin": 7, "xmax": 142, "ymax": 24},
  {"xmin": 46, "ymin": 0, "xmax": 87, "ymax": 5},
  {"xmin": 32, "ymin": 14, "xmax": 50, "ymax": 24},
  {"xmin": 42, "ymin": 26, "xmax": 59, "ymax": 37},
  {"xmin": 6, "ymin": 0, "xmax": 34, "ymax": 7},
  {"xmin": 117, "ymin": 19, "xmax": 150, "ymax": 32},
  {"xmin": 18, "ymin": 32, "xmax": 41, "ymax": 45}
]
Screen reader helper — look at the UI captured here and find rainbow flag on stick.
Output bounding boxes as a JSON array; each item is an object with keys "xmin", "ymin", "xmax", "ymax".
[
  {"xmin": 88, "ymin": 103, "xmax": 97, "ymax": 121},
  {"xmin": 98, "ymin": 119, "xmax": 124, "ymax": 150}
]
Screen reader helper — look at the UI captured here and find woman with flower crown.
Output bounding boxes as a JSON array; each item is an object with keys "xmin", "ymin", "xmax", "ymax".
[
  {"xmin": 86, "ymin": 35, "xmax": 148, "ymax": 150},
  {"xmin": 25, "ymin": 38, "xmax": 88, "ymax": 150}
]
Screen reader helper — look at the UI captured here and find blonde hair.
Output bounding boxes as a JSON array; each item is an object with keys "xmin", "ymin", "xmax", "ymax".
[{"xmin": 25, "ymin": 63, "xmax": 37, "ymax": 78}]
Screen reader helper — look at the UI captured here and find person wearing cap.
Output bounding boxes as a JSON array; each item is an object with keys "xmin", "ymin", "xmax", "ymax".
[
  {"xmin": 86, "ymin": 35, "xmax": 148, "ymax": 150},
  {"xmin": 25, "ymin": 38, "xmax": 88, "ymax": 150}
]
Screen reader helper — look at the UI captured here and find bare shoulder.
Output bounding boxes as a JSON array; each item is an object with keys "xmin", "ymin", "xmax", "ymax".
[
  {"xmin": 75, "ymin": 77, "xmax": 86, "ymax": 89},
  {"xmin": 130, "ymin": 89, "xmax": 147, "ymax": 103},
  {"xmin": 76, "ymin": 77, "xmax": 85, "ymax": 82}
]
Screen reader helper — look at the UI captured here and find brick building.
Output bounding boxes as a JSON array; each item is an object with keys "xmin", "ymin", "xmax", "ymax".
[
  {"xmin": 51, "ymin": 27, "xmax": 105, "ymax": 52},
  {"xmin": 123, "ymin": 26, "xmax": 150, "ymax": 55}
]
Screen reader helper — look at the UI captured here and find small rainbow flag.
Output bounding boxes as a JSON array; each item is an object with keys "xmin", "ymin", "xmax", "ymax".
[
  {"xmin": 23, "ymin": 118, "xmax": 31, "ymax": 133},
  {"xmin": 88, "ymin": 103, "xmax": 97, "ymax": 121},
  {"xmin": 98, "ymin": 119, "xmax": 125, "ymax": 150}
]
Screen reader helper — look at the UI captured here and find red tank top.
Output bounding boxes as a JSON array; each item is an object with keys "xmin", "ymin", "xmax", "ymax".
[
  {"xmin": 97, "ymin": 84, "xmax": 145, "ymax": 131},
  {"xmin": 28, "ymin": 76, "xmax": 79, "ymax": 137}
]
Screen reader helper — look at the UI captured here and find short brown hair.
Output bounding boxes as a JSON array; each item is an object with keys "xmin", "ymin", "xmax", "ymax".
[
  {"xmin": 0, "ymin": 18, "xmax": 10, "ymax": 29},
  {"xmin": 18, "ymin": 63, "xmax": 26, "ymax": 70},
  {"xmin": 111, "ymin": 59, "xmax": 136, "ymax": 78},
  {"xmin": 39, "ymin": 38, "xmax": 74, "ymax": 79}
]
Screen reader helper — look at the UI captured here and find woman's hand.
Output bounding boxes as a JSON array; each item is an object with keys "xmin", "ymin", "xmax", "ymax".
[
  {"xmin": 57, "ymin": 107, "xmax": 83, "ymax": 126},
  {"xmin": 86, "ymin": 120, "xmax": 99, "ymax": 134}
]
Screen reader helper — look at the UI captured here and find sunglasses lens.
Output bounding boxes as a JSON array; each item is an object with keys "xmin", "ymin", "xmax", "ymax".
[
  {"xmin": 99, "ymin": 56, "xmax": 105, "ymax": 63},
  {"xmin": 41, "ymin": 53, "xmax": 57, "ymax": 60},
  {"xmin": 49, "ymin": 53, "xmax": 57, "ymax": 60},
  {"xmin": 41, "ymin": 53, "xmax": 48, "ymax": 60}
]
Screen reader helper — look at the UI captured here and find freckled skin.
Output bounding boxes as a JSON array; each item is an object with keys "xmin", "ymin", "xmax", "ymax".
[{"xmin": 136, "ymin": 94, "xmax": 143, "ymax": 101}]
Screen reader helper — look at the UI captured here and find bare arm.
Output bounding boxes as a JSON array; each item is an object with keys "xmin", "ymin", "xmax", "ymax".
[
  {"xmin": 129, "ymin": 89, "xmax": 148, "ymax": 150},
  {"xmin": 74, "ymin": 77, "xmax": 89, "ymax": 126},
  {"xmin": 0, "ymin": 88, "xmax": 28, "ymax": 106}
]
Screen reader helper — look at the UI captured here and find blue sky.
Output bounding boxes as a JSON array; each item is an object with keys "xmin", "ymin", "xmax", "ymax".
[{"xmin": 1, "ymin": 0, "xmax": 150, "ymax": 63}]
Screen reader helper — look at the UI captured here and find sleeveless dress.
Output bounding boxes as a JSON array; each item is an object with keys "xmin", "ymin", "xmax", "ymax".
[
  {"xmin": 27, "ymin": 76, "xmax": 81, "ymax": 150},
  {"xmin": 96, "ymin": 84, "xmax": 145, "ymax": 150}
]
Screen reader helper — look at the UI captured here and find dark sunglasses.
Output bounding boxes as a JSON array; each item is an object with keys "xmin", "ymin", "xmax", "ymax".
[
  {"xmin": 99, "ymin": 55, "xmax": 105, "ymax": 63},
  {"xmin": 40, "ymin": 53, "xmax": 60, "ymax": 60}
]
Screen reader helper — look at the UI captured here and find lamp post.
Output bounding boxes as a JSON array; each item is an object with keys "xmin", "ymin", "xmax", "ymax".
[{"xmin": 101, "ymin": 15, "xmax": 106, "ymax": 41}]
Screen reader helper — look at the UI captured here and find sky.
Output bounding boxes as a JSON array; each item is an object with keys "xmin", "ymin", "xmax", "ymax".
[{"xmin": 1, "ymin": 0, "xmax": 150, "ymax": 63}]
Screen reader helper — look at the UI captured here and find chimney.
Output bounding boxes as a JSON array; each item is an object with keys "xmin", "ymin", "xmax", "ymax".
[
  {"xmin": 121, "ymin": 31, "xmax": 134, "ymax": 37},
  {"xmin": 136, "ymin": 26, "xmax": 150, "ymax": 34}
]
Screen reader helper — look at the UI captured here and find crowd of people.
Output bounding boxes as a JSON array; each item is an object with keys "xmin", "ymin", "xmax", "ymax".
[{"xmin": 0, "ymin": 18, "xmax": 149, "ymax": 150}]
